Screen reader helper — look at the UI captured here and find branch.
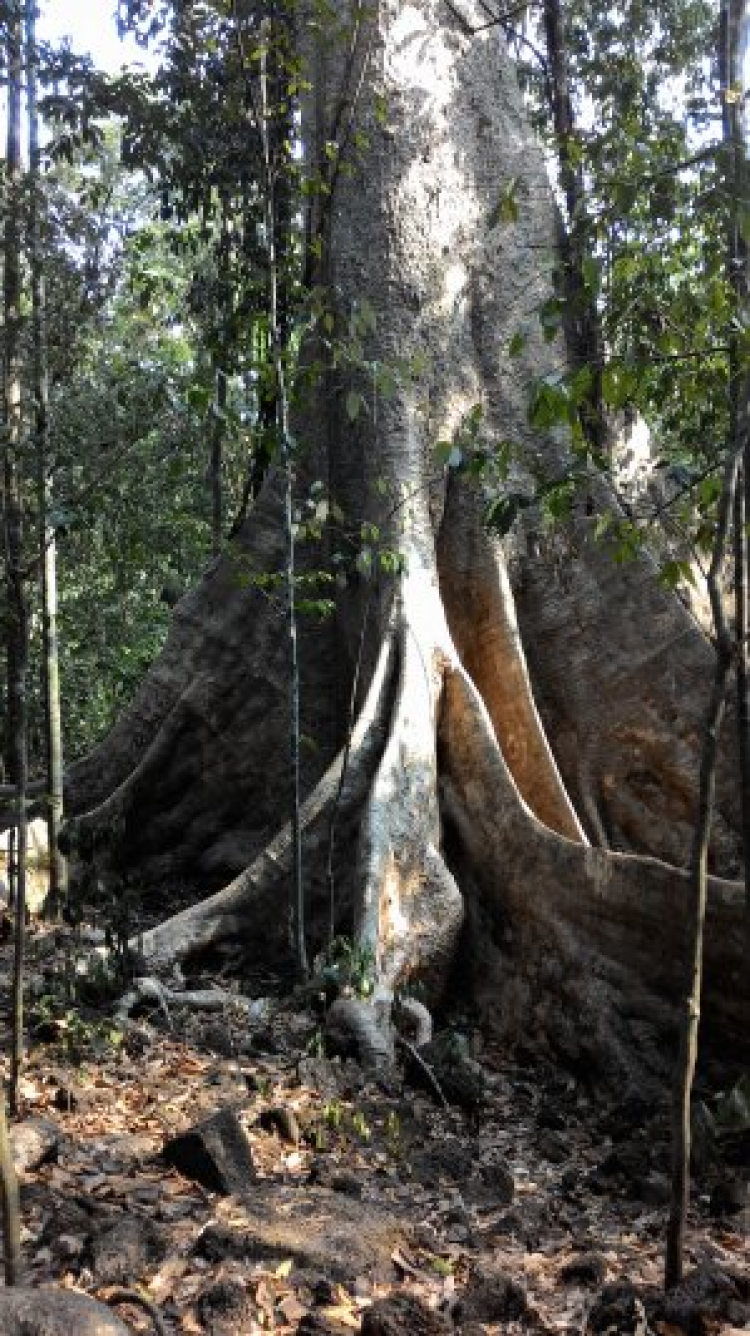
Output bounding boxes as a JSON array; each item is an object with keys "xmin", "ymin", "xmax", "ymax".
[
  {"xmin": 100, "ymin": 1288, "xmax": 168, "ymax": 1336},
  {"xmin": 443, "ymin": 0, "xmax": 539, "ymax": 37},
  {"xmin": 395, "ymin": 1035, "xmax": 449, "ymax": 1110}
]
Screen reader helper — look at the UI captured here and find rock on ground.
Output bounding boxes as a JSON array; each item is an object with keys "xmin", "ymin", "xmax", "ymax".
[
  {"xmin": 0, "ymin": 1286, "xmax": 132, "ymax": 1334},
  {"xmin": 162, "ymin": 1106, "xmax": 255, "ymax": 1194}
]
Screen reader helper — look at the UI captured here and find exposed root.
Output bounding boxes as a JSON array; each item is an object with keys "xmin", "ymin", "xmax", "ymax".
[
  {"xmin": 117, "ymin": 977, "xmax": 173, "ymax": 1026},
  {"xmin": 108, "ymin": 532, "xmax": 747, "ymax": 1086},
  {"xmin": 438, "ymin": 478, "xmax": 586, "ymax": 842},
  {"xmin": 394, "ymin": 1035, "xmax": 449, "ymax": 1109},
  {"xmin": 395, "ymin": 996, "xmax": 433, "ymax": 1046},
  {"xmin": 67, "ymin": 676, "xmax": 212, "ymax": 855},
  {"xmin": 515, "ymin": 514, "xmax": 742, "ymax": 870},
  {"xmin": 131, "ymin": 629, "xmax": 397, "ymax": 972},
  {"xmin": 440, "ymin": 661, "xmax": 749, "ymax": 1080},
  {"xmin": 100, "ymin": 1287, "xmax": 168, "ymax": 1336},
  {"xmin": 325, "ymin": 995, "xmax": 394, "ymax": 1068},
  {"xmin": 357, "ymin": 561, "xmax": 464, "ymax": 998},
  {"xmin": 116, "ymin": 977, "xmax": 264, "ymax": 1025}
]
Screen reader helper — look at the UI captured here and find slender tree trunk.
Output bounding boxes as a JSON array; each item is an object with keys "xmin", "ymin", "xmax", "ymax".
[
  {"xmin": 665, "ymin": 6, "xmax": 750, "ymax": 1282},
  {"xmin": 665, "ymin": 445, "xmax": 739, "ymax": 1287},
  {"xmin": 3, "ymin": 0, "xmax": 29, "ymax": 1115},
  {"xmin": 27, "ymin": 0, "xmax": 67, "ymax": 919},
  {"xmin": 734, "ymin": 473, "xmax": 750, "ymax": 967},
  {"xmin": 210, "ymin": 367, "xmax": 226, "ymax": 557},
  {"xmin": 542, "ymin": 0, "xmax": 606, "ymax": 456},
  {"xmin": 664, "ymin": 4, "xmax": 750, "ymax": 1258},
  {"xmin": 7, "ymin": 828, "xmax": 15, "ymax": 912},
  {"xmin": 723, "ymin": 0, "xmax": 750, "ymax": 977},
  {"xmin": 0, "ymin": 1090, "xmax": 20, "ymax": 1284},
  {"xmin": 259, "ymin": 16, "xmax": 307, "ymax": 978}
]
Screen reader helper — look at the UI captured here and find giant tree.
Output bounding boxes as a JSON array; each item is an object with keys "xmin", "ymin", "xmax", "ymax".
[{"xmin": 56, "ymin": 0, "xmax": 749, "ymax": 1085}]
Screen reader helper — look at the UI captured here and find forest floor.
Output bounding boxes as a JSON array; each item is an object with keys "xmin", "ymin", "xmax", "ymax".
[{"xmin": 0, "ymin": 916, "xmax": 748, "ymax": 1336}]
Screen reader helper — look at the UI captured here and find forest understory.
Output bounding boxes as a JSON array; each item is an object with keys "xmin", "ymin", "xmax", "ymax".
[{"xmin": 0, "ymin": 912, "xmax": 747, "ymax": 1336}]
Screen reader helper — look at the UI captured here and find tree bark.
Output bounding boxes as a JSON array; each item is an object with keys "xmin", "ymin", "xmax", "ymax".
[
  {"xmin": 0, "ymin": 1089, "xmax": 21, "ymax": 1284},
  {"xmin": 542, "ymin": 0, "xmax": 606, "ymax": 455},
  {"xmin": 3, "ymin": 0, "xmax": 29, "ymax": 1114},
  {"xmin": 723, "ymin": 0, "xmax": 750, "ymax": 974},
  {"xmin": 27, "ymin": 0, "xmax": 68, "ymax": 919},
  {"xmin": 57, "ymin": 0, "xmax": 748, "ymax": 1083}
]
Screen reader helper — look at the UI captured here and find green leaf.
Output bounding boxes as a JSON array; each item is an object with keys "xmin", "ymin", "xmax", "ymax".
[
  {"xmin": 538, "ymin": 297, "xmax": 564, "ymax": 343},
  {"xmin": 660, "ymin": 558, "xmax": 696, "ymax": 590},
  {"xmin": 581, "ymin": 255, "xmax": 601, "ymax": 295},
  {"xmin": 345, "ymin": 390, "xmax": 363, "ymax": 422},
  {"xmin": 528, "ymin": 378, "xmax": 570, "ymax": 431},
  {"xmin": 509, "ymin": 331, "xmax": 526, "ymax": 356},
  {"xmin": 487, "ymin": 177, "xmax": 520, "ymax": 229},
  {"xmin": 484, "ymin": 491, "xmax": 529, "ymax": 536}
]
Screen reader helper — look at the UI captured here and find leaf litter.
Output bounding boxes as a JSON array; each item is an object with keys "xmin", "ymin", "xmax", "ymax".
[{"xmin": 0, "ymin": 924, "xmax": 747, "ymax": 1334}]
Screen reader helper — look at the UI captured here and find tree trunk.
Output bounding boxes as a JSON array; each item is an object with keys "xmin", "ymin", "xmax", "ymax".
[
  {"xmin": 723, "ymin": 0, "xmax": 750, "ymax": 972},
  {"xmin": 4, "ymin": 0, "xmax": 29, "ymax": 1114},
  {"xmin": 665, "ymin": 442, "xmax": 738, "ymax": 1289},
  {"xmin": 60, "ymin": 0, "xmax": 748, "ymax": 1084},
  {"xmin": 541, "ymin": 0, "xmax": 606, "ymax": 455},
  {"xmin": 210, "ymin": 366, "xmax": 226, "ymax": 557},
  {"xmin": 27, "ymin": 0, "xmax": 68, "ymax": 918},
  {"xmin": 0, "ymin": 1089, "xmax": 21, "ymax": 1284}
]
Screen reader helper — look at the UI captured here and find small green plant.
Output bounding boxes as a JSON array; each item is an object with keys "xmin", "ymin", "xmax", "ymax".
[
  {"xmin": 30, "ymin": 993, "xmax": 123, "ymax": 1062},
  {"xmin": 430, "ymin": 1256, "xmax": 455, "ymax": 1278},
  {"xmin": 305, "ymin": 1026, "xmax": 325, "ymax": 1058},
  {"xmin": 385, "ymin": 1108, "xmax": 401, "ymax": 1150},
  {"xmin": 350, "ymin": 1109, "xmax": 371, "ymax": 1141},
  {"xmin": 318, "ymin": 936, "xmax": 376, "ymax": 999},
  {"xmin": 323, "ymin": 1099, "xmax": 344, "ymax": 1131}
]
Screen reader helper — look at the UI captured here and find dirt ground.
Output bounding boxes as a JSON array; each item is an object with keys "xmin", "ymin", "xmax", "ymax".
[{"xmin": 0, "ymin": 916, "xmax": 748, "ymax": 1335}]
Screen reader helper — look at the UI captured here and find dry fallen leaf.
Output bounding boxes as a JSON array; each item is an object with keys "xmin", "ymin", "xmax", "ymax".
[
  {"xmin": 278, "ymin": 1293, "xmax": 307, "ymax": 1323},
  {"xmin": 148, "ymin": 1256, "xmax": 191, "ymax": 1302},
  {"xmin": 321, "ymin": 1306, "xmax": 361, "ymax": 1330}
]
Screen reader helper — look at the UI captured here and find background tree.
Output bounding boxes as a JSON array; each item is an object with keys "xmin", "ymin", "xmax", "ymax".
[
  {"xmin": 3, "ymin": 0, "xmax": 30, "ymax": 1112},
  {"xmin": 27, "ymin": 0, "xmax": 67, "ymax": 916}
]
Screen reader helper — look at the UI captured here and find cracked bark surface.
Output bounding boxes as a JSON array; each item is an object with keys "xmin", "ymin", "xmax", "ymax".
[{"xmin": 60, "ymin": 0, "xmax": 747, "ymax": 1082}]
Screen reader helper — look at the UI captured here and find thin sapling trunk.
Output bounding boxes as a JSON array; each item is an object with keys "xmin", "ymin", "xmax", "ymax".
[
  {"xmin": 210, "ymin": 366, "xmax": 226, "ymax": 557},
  {"xmin": 3, "ymin": 0, "xmax": 29, "ymax": 1115},
  {"xmin": 0, "ymin": 1090, "xmax": 20, "ymax": 1284},
  {"xmin": 665, "ymin": 444, "xmax": 739, "ymax": 1288},
  {"xmin": 542, "ymin": 0, "xmax": 606, "ymax": 455},
  {"xmin": 258, "ymin": 17, "xmax": 307, "ymax": 978},
  {"xmin": 723, "ymin": 0, "xmax": 750, "ymax": 977},
  {"xmin": 27, "ymin": 0, "xmax": 67, "ymax": 919}
]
